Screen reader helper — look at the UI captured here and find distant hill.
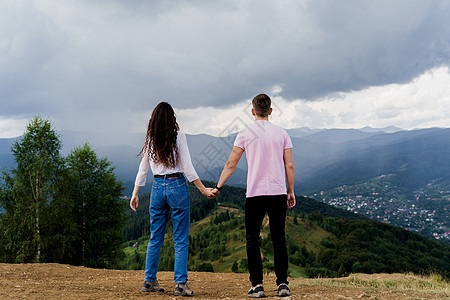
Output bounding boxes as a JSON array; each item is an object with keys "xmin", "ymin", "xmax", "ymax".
[
  {"xmin": 299, "ymin": 128, "xmax": 450, "ymax": 192},
  {"xmin": 4, "ymin": 127, "xmax": 447, "ymax": 247},
  {"xmin": 122, "ymin": 183, "xmax": 450, "ymax": 279},
  {"xmin": 2, "ymin": 126, "xmax": 450, "ymax": 197},
  {"xmin": 287, "ymin": 127, "xmax": 324, "ymax": 138},
  {"xmin": 0, "ymin": 138, "xmax": 15, "ymax": 170},
  {"xmin": 286, "ymin": 126, "xmax": 403, "ymax": 138},
  {"xmin": 358, "ymin": 126, "xmax": 403, "ymax": 133},
  {"xmin": 122, "ymin": 182, "xmax": 366, "ymax": 242},
  {"xmin": 299, "ymin": 129, "xmax": 381, "ymax": 144},
  {"xmin": 203, "ymin": 183, "xmax": 368, "ymax": 221}
]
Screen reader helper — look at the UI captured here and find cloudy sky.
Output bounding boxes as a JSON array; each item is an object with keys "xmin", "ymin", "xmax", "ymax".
[{"xmin": 1, "ymin": 0, "xmax": 450, "ymax": 138}]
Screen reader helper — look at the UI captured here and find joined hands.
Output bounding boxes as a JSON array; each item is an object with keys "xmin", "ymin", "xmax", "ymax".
[{"xmin": 203, "ymin": 187, "xmax": 220, "ymax": 199}]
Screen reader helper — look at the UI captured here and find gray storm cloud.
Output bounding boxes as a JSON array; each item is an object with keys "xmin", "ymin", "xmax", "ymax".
[{"xmin": 1, "ymin": 0, "xmax": 450, "ymax": 133}]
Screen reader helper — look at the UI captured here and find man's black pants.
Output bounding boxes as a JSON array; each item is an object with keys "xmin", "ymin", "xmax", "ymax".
[{"xmin": 245, "ymin": 194, "xmax": 288, "ymax": 286}]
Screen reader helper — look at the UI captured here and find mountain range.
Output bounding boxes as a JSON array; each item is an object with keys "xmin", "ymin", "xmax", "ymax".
[{"xmin": 1, "ymin": 126, "xmax": 450, "ymax": 196}]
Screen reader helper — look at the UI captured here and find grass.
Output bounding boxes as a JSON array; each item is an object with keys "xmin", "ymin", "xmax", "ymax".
[
  {"xmin": 297, "ymin": 273, "xmax": 449, "ymax": 297},
  {"xmin": 284, "ymin": 215, "xmax": 333, "ymax": 254},
  {"xmin": 288, "ymin": 262, "xmax": 309, "ymax": 278}
]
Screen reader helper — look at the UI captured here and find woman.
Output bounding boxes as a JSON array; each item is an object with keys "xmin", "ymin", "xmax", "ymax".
[{"xmin": 130, "ymin": 102, "xmax": 214, "ymax": 296}]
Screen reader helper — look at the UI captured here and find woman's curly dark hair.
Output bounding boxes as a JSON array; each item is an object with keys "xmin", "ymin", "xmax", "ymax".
[{"xmin": 139, "ymin": 102, "xmax": 180, "ymax": 168}]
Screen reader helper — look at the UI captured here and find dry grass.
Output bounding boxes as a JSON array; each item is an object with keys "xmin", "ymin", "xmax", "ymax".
[{"xmin": 297, "ymin": 272, "xmax": 449, "ymax": 297}]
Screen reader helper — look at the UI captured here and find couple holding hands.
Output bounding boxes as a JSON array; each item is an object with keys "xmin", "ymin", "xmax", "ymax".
[{"xmin": 130, "ymin": 94, "xmax": 295, "ymax": 298}]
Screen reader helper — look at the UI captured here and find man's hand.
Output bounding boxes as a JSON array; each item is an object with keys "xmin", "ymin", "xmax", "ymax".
[
  {"xmin": 211, "ymin": 188, "xmax": 221, "ymax": 197},
  {"xmin": 287, "ymin": 192, "xmax": 296, "ymax": 209},
  {"xmin": 130, "ymin": 195, "xmax": 139, "ymax": 212}
]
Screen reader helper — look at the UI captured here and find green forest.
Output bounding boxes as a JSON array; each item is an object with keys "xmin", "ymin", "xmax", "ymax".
[
  {"xmin": 1, "ymin": 117, "xmax": 449, "ymax": 280},
  {"xmin": 123, "ymin": 183, "xmax": 450, "ymax": 279},
  {"xmin": 0, "ymin": 117, "xmax": 126, "ymax": 269}
]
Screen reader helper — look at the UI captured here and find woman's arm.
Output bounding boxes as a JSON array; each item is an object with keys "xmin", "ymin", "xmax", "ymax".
[
  {"xmin": 135, "ymin": 152, "xmax": 150, "ymax": 186},
  {"xmin": 130, "ymin": 153, "xmax": 150, "ymax": 211},
  {"xmin": 178, "ymin": 132, "xmax": 199, "ymax": 182}
]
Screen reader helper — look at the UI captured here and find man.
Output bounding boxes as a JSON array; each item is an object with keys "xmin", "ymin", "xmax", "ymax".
[{"xmin": 212, "ymin": 94, "xmax": 296, "ymax": 298}]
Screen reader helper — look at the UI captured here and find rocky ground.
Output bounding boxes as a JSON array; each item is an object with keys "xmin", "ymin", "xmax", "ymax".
[{"xmin": 0, "ymin": 263, "xmax": 448, "ymax": 299}]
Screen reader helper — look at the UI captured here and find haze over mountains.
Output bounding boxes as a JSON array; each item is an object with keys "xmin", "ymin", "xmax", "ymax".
[{"xmin": 1, "ymin": 126, "xmax": 450, "ymax": 196}]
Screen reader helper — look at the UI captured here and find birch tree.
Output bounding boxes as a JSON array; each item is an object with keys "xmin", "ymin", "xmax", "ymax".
[{"xmin": 0, "ymin": 117, "xmax": 63, "ymax": 262}]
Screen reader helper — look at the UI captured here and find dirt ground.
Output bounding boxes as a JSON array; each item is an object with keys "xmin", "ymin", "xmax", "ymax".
[{"xmin": 0, "ymin": 263, "xmax": 447, "ymax": 299}]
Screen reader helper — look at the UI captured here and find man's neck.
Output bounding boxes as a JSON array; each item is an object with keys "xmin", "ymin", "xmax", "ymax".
[{"xmin": 254, "ymin": 116, "xmax": 269, "ymax": 121}]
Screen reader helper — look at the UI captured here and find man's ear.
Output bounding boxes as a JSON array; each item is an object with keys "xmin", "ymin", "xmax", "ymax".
[
  {"xmin": 269, "ymin": 107, "xmax": 273, "ymax": 115},
  {"xmin": 251, "ymin": 108, "xmax": 256, "ymax": 116}
]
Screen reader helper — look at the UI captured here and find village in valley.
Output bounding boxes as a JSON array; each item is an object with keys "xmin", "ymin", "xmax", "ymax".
[{"xmin": 311, "ymin": 174, "xmax": 450, "ymax": 243}]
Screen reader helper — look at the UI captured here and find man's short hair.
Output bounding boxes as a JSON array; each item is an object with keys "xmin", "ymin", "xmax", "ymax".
[{"xmin": 252, "ymin": 94, "xmax": 271, "ymax": 117}]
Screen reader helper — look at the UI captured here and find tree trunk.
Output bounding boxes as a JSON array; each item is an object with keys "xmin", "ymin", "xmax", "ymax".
[
  {"xmin": 35, "ymin": 176, "xmax": 41, "ymax": 262},
  {"xmin": 82, "ymin": 199, "xmax": 86, "ymax": 266},
  {"xmin": 81, "ymin": 177, "xmax": 86, "ymax": 266},
  {"xmin": 35, "ymin": 206, "xmax": 40, "ymax": 262}
]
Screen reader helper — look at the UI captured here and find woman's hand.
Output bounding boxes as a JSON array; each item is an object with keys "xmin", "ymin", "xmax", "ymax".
[
  {"xmin": 130, "ymin": 185, "xmax": 140, "ymax": 212},
  {"xmin": 130, "ymin": 195, "xmax": 139, "ymax": 211}
]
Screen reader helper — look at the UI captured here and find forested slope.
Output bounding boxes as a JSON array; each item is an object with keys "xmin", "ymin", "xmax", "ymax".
[{"xmin": 122, "ymin": 183, "xmax": 450, "ymax": 279}]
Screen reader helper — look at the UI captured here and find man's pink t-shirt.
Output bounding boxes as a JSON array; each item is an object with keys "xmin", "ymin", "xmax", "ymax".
[{"xmin": 234, "ymin": 120, "xmax": 293, "ymax": 198}]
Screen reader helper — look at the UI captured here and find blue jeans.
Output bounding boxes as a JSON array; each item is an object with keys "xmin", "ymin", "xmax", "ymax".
[{"xmin": 144, "ymin": 176, "xmax": 190, "ymax": 283}]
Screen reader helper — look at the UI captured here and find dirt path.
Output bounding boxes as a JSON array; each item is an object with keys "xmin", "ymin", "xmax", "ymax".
[{"xmin": 0, "ymin": 263, "xmax": 447, "ymax": 299}]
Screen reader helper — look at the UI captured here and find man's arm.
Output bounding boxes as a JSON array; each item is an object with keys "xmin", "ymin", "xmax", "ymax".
[
  {"xmin": 212, "ymin": 146, "xmax": 244, "ymax": 195},
  {"xmin": 284, "ymin": 148, "xmax": 296, "ymax": 209}
]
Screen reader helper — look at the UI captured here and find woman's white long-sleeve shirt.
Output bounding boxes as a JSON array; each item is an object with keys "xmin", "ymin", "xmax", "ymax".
[{"xmin": 134, "ymin": 131, "xmax": 199, "ymax": 186}]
